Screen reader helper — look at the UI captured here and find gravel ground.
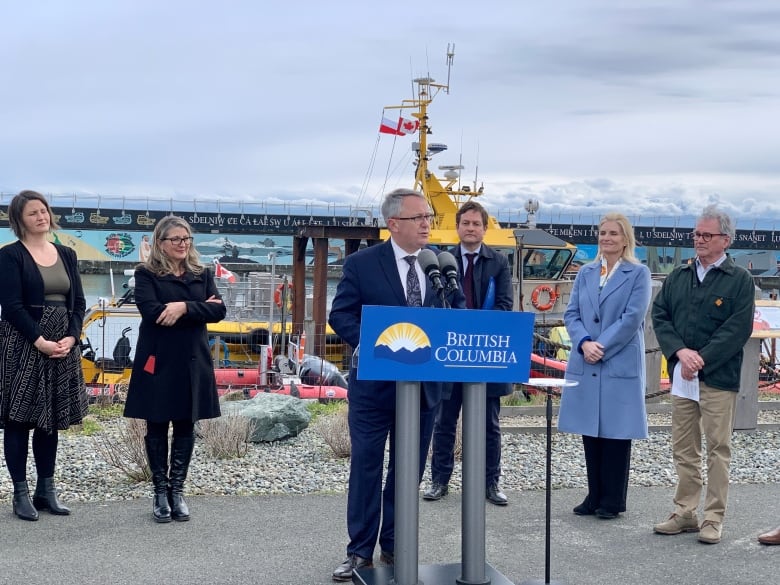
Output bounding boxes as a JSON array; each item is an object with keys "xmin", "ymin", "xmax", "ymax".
[{"xmin": 1, "ymin": 410, "xmax": 779, "ymax": 504}]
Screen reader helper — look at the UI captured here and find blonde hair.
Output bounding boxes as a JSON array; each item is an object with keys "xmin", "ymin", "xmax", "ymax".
[
  {"xmin": 597, "ymin": 212, "xmax": 639, "ymax": 264},
  {"xmin": 142, "ymin": 215, "xmax": 204, "ymax": 276}
]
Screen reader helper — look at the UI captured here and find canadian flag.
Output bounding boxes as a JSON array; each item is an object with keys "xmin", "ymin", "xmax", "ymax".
[
  {"xmin": 379, "ymin": 115, "xmax": 420, "ymax": 136},
  {"xmin": 399, "ymin": 117, "xmax": 419, "ymax": 134},
  {"xmin": 213, "ymin": 259, "xmax": 237, "ymax": 283}
]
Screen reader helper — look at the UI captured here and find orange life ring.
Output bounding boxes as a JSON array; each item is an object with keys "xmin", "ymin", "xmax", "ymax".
[
  {"xmin": 531, "ymin": 285, "xmax": 558, "ymax": 311},
  {"xmin": 274, "ymin": 283, "xmax": 293, "ymax": 310}
]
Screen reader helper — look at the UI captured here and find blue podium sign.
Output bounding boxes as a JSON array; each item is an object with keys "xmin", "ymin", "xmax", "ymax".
[{"xmin": 357, "ymin": 306, "xmax": 535, "ymax": 383}]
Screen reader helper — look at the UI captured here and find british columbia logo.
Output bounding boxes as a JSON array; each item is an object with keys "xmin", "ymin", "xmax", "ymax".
[{"xmin": 374, "ymin": 323, "xmax": 431, "ymax": 364}]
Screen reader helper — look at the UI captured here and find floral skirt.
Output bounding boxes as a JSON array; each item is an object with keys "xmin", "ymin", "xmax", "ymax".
[{"xmin": 0, "ymin": 306, "xmax": 87, "ymax": 432}]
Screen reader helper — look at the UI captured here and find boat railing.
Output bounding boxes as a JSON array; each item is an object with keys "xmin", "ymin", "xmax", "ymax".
[{"xmin": 215, "ymin": 271, "xmax": 288, "ymax": 322}]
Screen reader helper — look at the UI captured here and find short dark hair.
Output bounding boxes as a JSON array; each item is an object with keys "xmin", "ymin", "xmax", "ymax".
[
  {"xmin": 8, "ymin": 190, "xmax": 60, "ymax": 239},
  {"xmin": 456, "ymin": 201, "xmax": 488, "ymax": 228}
]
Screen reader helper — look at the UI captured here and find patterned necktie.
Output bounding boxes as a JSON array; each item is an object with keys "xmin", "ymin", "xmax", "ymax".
[
  {"xmin": 404, "ymin": 255, "xmax": 422, "ymax": 307},
  {"xmin": 464, "ymin": 253, "xmax": 476, "ymax": 309}
]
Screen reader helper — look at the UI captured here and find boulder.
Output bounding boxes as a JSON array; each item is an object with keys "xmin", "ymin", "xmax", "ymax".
[{"xmin": 220, "ymin": 393, "xmax": 311, "ymax": 442}]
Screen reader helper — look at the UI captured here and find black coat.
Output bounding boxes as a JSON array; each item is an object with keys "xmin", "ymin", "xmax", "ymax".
[
  {"xmin": 124, "ymin": 266, "xmax": 227, "ymax": 423},
  {"xmin": 452, "ymin": 243, "xmax": 514, "ymax": 398}
]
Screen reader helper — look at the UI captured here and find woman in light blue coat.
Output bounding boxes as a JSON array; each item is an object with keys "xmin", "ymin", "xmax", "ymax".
[{"xmin": 558, "ymin": 212, "xmax": 652, "ymax": 519}]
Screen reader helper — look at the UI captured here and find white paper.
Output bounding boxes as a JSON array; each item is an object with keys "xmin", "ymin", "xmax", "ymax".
[{"xmin": 671, "ymin": 361, "xmax": 700, "ymax": 402}]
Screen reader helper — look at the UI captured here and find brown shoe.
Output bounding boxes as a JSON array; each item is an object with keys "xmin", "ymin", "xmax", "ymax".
[
  {"xmin": 698, "ymin": 520, "xmax": 722, "ymax": 544},
  {"xmin": 758, "ymin": 526, "xmax": 780, "ymax": 545},
  {"xmin": 653, "ymin": 513, "xmax": 699, "ymax": 535}
]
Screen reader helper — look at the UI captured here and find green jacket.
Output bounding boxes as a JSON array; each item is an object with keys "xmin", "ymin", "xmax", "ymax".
[{"xmin": 651, "ymin": 257, "xmax": 755, "ymax": 391}]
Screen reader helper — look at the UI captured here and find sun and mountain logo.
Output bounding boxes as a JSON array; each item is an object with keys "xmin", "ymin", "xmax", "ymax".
[{"xmin": 373, "ymin": 322, "xmax": 432, "ymax": 365}]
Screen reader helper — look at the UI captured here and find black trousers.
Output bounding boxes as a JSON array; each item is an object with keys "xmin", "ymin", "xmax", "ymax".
[{"xmin": 581, "ymin": 435, "xmax": 632, "ymax": 514}]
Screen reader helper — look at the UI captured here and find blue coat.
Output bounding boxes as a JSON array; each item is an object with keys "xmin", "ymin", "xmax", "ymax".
[{"xmin": 557, "ymin": 260, "xmax": 652, "ymax": 439}]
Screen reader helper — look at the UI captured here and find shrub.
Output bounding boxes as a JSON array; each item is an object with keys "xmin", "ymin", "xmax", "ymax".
[
  {"xmin": 311, "ymin": 402, "xmax": 351, "ymax": 458},
  {"xmin": 92, "ymin": 418, "xmax": 150, "ymax": 483},
  {"xmin": 198, "ymin": 414, "xmax": 256, "ymax": 459}
]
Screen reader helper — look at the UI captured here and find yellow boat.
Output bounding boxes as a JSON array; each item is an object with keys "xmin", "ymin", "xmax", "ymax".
[{"xmin": 377, "ymin": 46, "xmax": 577, "ymax": 316}]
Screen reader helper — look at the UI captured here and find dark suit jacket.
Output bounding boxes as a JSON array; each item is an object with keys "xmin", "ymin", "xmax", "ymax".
[
  {"xmin": 328, "ymin": 240, "xmax": 465, "ymax": 410},
  {"xmin": 453, "ymin": 243, "xmax": 514, "ymax": 397}
]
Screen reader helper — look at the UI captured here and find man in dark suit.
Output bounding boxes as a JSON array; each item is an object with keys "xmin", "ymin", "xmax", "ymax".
[
  {"xmin": 328, "ymin": 188, "xmax": 465, "ymax": 582},
  {"xmin": 423, "ymin": 201, "xmax": 514, "ymax": 506}
]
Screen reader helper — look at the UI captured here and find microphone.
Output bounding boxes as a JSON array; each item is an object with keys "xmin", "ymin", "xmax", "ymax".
[
  {"xmin": 417, "ymin": 249, "xmax": 444, "ymax": 291},
  {"xmin": 438, "ymin": 251, "xmax": 460, "ymax": 292}
]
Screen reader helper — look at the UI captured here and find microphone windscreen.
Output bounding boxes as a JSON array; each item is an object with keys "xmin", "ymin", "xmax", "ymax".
[
  {"xmin": 417, "ymin": 249, "xmax": 440, "ymax": 274},
  {"xmin": 437, "ymin": 251, "xmax": 458, "ymax": 274}
]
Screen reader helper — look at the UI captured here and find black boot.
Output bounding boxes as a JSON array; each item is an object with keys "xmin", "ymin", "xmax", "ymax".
[
  {"xmin": 144, "ymin": 436, "xmax": 172, "ymax": 523},
  {"xmin": 168, "ymin": 435, "xmax": 195, "ymax": 521},
  {"xmin": 33, "ymin": 477, "xmax": 71, "ymax": 515},
  {"xmin": 12, "ymin": 481, "xmax": 39, "ymax": 521}
]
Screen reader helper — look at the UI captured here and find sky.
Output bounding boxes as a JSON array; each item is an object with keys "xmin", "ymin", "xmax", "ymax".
[{"xmin": 1, "ymin": 0, "xmax": 779, "ymax": 226}]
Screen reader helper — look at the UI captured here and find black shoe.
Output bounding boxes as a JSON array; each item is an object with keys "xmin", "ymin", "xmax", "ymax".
[
  {"xmin": 332, "ymin": 554, "xmax": 373, "ymax": 582},
  {"xmin": 33, "ymin": 477, "xmax": 71, "ymax": 515},
  {"xmin": 380, "ymin": 550, "xmax": 394, "ymax": 565},
  {"xmin": 12, "ymin": 481, "xmax": 39, "ymax": 522},
  {"xmin": 573, "ymin": 500, "xmax": 596, "ymax": 516},
  {"xmin": 486, "ymin": 483, "xmax": 508, "ymax": 506},
  {"xmin": 596, "ymin": 508, "xmax": 619, "ymax": 520},
  {"xmin": 423, "ymin": 482, "xmax": 449, "ymax": 501}
]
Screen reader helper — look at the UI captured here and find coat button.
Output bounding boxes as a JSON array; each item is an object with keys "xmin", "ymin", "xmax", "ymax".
[{"xmin": 594, "ymin": 317, "xmax": 600, "ymax": 323}]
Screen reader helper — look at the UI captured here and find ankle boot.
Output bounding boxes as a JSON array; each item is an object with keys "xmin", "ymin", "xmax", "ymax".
[
  {"xmin": 168, "ymin": 435, "xmax": 195, "ymax": 521},
  {"xmin": 33, "ymin": 477, "xmax": 71, "ymax": 515},
  {"xmin": 144, "ymin": 436, "xmax": 171, "ymax": 523},
  {"xmin": 12, "ymin": 481, "xmax": 39, "ymax": 521}
]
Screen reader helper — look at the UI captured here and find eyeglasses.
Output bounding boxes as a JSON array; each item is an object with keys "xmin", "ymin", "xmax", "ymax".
[
  {"xmin": 689, "ymin": 231, "xmax": 727, "ymax": 242},
  {"xmin": 160, "ymin": 236, "xmax": 194, "ymax": 246},
  {"xmin": 393, "ymin": 213, "xmax": 435, "ymax": 225}
]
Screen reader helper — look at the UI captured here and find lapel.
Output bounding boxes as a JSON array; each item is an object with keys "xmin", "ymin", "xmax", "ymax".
[
  {"xmin": 582, "ymin": 263, "xmax": 602, "ymax": 314},
  {"xmin": 378, "ymin": 242, "xmax": 408, "ymax": 306},
  {"xmin": 599, "ymin": 262, "xmax": 632, "ymax": 305}
]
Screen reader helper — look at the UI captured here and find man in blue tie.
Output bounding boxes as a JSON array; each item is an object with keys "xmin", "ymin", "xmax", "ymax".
[
  {"xmin": 423, "ymin": 201, "xmax": 514, "ymax": 506},
  {"xmin": 329, "ymin": 188, "xmax": 465, "ymax": 581}
]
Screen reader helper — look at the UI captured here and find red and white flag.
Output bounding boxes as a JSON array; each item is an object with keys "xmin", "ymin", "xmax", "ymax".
[
  {"xmin": 213, "ymin": 259, "xmax": 237, "ymax": 283},
  {"xmin": 379, "ymin": 116, "xmax": 404, "ymax": 135}
]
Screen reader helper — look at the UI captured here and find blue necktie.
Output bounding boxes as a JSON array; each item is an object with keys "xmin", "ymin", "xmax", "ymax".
[{"xmin": 404, "ymin": 256, "xmax": 422, "ymax": 307}]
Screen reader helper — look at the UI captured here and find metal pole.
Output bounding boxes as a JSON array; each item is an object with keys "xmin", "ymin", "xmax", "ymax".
[
  {"xmin": 395, "ymin": 380, "xmax": 421, "ymax": 585},
  {"xmin": 459, "ymin": 382, "xmax": 489, "ymax": 585}
]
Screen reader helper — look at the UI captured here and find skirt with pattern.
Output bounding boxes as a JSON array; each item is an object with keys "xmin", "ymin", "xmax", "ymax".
[{"xmin": 0, "ymin": 306, "xmax": 88, "ymax": 432}]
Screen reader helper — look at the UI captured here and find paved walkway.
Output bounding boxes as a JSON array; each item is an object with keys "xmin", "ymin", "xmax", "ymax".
[{"xmin": 1, "ymin": 484, "xmax": 779, "ymax": 585}]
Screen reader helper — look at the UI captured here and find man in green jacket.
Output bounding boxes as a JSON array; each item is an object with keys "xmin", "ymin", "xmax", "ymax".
[{"xmin": 651, "ymin": 205, "xmax": 754, "ymax": 545}]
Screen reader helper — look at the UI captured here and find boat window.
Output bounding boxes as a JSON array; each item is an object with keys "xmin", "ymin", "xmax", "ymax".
[{"xmin": 519, "ymin": 248, "xmax": 574, "ymax": 280}]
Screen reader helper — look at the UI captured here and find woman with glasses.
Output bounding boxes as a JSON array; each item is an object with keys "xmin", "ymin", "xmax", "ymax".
[
  {"xmin": 124, "ymin": 216, "xmax": 226, "ymax": 523},
  {"xmin": 0, "ymin": 190, "xmax": 88, "ymax": 521}
]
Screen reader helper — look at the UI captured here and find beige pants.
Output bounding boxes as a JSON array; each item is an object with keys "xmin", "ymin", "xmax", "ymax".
[{"xmin": 671, "ymin": 383, "xmax": 737, "ymax": 524}]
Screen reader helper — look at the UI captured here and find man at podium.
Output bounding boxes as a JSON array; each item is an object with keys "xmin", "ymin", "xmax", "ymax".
[{"xmin": 328, "ymin": 188, "xmax": 464, "ymax": 582}]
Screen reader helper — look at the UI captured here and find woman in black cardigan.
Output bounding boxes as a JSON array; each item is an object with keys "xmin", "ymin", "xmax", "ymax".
[{"xmin": 0, "ymin": 190, "xmax": 87, "ymax": 521}]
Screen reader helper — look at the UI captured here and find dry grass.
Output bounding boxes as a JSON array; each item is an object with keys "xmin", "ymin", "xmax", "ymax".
[
  {"xmin": 198, "ymin": 414, "xmax": 256, "ymax": 459},
  {"xmin": 311, "ymin": 402, "xmax": 351, "ymax": 458},
  {"xmin": 92, "ymin": 417, "xmax": 150, "ymax": 483}
]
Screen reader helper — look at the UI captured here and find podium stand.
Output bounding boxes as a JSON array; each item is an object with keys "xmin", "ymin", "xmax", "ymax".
[{"xmin": 354, "ymin": 306, "xmax": 535, "ymax": 585}]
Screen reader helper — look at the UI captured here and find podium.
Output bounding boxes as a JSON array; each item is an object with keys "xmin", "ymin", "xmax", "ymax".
[{"xmin": 354, "ymin": 306, "xmax": 535, "ymax": 585}]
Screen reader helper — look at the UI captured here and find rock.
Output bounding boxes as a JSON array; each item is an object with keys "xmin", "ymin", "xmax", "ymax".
[{"xmin": 221, "ymin": 393, "xmax": 312, "ymax": 442}]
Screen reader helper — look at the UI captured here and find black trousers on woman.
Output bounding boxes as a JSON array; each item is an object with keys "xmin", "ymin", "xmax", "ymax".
[{"xmin": 582, "ymin": 435, "xmax": 632, "ymax": 514}]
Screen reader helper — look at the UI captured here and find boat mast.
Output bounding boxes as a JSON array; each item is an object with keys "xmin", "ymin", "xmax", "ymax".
[{"xmin": 386, "ymin": 46, "xmax": 497, "ymax": 232}]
